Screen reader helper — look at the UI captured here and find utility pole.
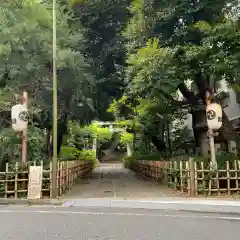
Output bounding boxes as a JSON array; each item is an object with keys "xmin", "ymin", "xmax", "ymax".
[
  {"xmin": 22, "ymin": 91, "xmax": 28, "ymax": 162},
  {"xmin": 52, "ymin": 0, "xmax": 58, "ymax": 198},
  {"xmin": 206, "ymin": 90, "xmax": 217, "ymax": 168}
]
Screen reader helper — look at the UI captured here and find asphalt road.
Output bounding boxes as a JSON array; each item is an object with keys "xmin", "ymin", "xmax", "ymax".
[{"xmin": 0, "ymin": 206, "xmax": 239, "ymax": 240}]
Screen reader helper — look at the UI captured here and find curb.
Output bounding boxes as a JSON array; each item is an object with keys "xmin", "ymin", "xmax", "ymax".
[
  {"xmin": 0, "ymin": 198, "xmax": 63, "ymax": 206},
  {"xmin": 177, "ymin": 209, "xmax": 240, "ymax": 216},
  {"xmin": 62, "ymin": 198, "xmax": 240, "ymax": 214}
]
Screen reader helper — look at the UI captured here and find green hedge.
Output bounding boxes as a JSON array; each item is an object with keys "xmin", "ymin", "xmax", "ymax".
[
  {"xmin": 125, "ymin": 154, "xmax": 163, "ymax": 161},
  {"xmin": 59, "ymin": 146, "xmax": 96, "ymax": 162},
  {"xmin": 124, "ymin": 152, "xmax": 239, "ymax": 171},
  {"xmin": 123, "ymin": 154, "xmax": 163, "ymax": 169}
]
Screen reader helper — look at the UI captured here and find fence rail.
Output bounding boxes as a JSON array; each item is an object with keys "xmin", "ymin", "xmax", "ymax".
[
  {"xmin": 132, "ymin": 159, "xmax": 240, "ymax": 196},
  {"xmin": 0, "ymin": 160, "xmax": 93, "ymax": 199}
]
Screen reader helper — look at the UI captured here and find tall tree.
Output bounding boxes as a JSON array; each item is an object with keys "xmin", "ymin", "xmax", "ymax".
[
  {"xmin": 70, "ymin": 0, "xmax": 131, "ymax": 120},
  {"xmin": 118, "ymin": 0, "xmax": 240, "ymax": 155},
  {"xmin": 0, "ymin": 0, "xmax": 94, "ymax": 155}
]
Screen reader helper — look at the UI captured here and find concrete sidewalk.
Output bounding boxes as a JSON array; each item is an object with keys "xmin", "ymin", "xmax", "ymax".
[
  {"xmin": 63, "ymin": 198, "xmax": 240, "ymax": 214},
  {"xmin": 0, "ymin": 198, "xmax": 62, "ymax": 206},
  {"xmin": 1, "ymin": 197, "xmax": 240, "ymax": 215}
]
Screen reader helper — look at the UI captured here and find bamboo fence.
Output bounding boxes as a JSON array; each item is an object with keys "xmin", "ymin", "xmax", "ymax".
[
  {"xmin": 0, "ymin": 160, "xmax": 93, "ymax": 199},
  {"xmin": 134, "ymin": 159, "xmax": 240, "ymax": 196}
]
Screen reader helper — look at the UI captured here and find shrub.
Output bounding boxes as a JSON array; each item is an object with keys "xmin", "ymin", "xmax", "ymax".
[
  {"xmin": 59, "ymin": 146, "xmax": 96, "ymax": 163},
  {"xmin": 119, "ymin": 132, "xmax": 133, "ymax": 146},
  {"xmin": 123, "ymin": 153, "xmax": 164, "ymax": 169},
  {"xmin": 133, "ymin": 154, "xmax": 162, "ymax": 161},
  {"xmin": 216, "ymin": 151, "xmax": 237, "ymax": 169},
  {"xmin": 79, "ymin": 149, "xmax": 96, "ymax": 161},
  {"xmin": 59, "ymin": 146, "xmax": 80, "ymax": 159},
  {"xmin": 0, "ymin": 127, "xmax": 47, "ymax": 170},
  {"xmin": 123, "ymin": 156, "xmax": 135, "ymax": 169}
]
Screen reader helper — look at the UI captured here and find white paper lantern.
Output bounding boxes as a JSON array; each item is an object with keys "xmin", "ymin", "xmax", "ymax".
[
  {"xmin": 11, "ymin": 104, "xmax": 28, "ymax": 132},
  {"xmin": 206, "ymin": 103, "xmax": 222, "ymax": 130}
]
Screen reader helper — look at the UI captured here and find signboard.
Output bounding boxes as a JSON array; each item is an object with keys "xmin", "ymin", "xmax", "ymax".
[
  {"xmin": 28, "ymin": 166, "xmax": 43, "ymax": 200},
  {"xmin": 206, "ymin": 103, "xmax": 223, "ymax": 130}
]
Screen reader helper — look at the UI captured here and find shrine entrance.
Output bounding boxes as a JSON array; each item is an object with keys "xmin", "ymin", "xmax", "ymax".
[
  {"xmin": 61, "ymin": 121, "xmax": 176, "ymax": 200},
  {"xmin": 91, "ymin": 121, "xmax": 132, "ymax": 163}
]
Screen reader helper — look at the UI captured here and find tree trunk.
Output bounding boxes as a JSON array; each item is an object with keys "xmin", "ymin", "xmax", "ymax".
[
  {"xmin": 150, "ymin": 135, "xmax": 167, "ymax": 153},
  {"xmin": 51, "ymin": 88, "xmax": 73, "ymax": 156},
  {"xmin": 198, "ymin": 130, "xmax": 210, "ymax": 157},
  {"xmin": 46, "ymin": 128, "xmax": 52, "ymax": 157},
  {"xmin": 57, "ymin": 115, "xmax": 68, "ymax": 154},
  {"xmin": 191, "ymin": 101, "xmax": 209, "ymax": 156}
]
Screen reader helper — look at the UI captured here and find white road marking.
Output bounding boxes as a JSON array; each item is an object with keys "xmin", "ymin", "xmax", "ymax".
[
  {"xmin": 0, "ymin": 209, "xmax": 239, "ymax": 220},
  {"xmin": 159, "ymin": 192, "xmax": 167, "ymax": 197},
  {"xmin": 130, "ymin": 200, "xmax": 240, "ymax": 206}
]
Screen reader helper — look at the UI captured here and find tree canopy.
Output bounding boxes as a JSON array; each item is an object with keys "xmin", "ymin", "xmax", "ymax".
[
  {"xmin": 1, "ymin": 0, "xmax": 240, "ymax": 164},
  {"xmin": 109, "ymin": 0, "xmax": 240, "ymax": 155}
]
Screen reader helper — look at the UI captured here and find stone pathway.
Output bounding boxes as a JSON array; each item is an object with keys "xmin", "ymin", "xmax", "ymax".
[{"xmin": 61, "ymin": 163, "xmax": 177, "ymax": 200}]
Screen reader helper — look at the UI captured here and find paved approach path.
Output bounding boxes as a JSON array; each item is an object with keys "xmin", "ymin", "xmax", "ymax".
[{"xmin": 62, "ymin": 163, "xmax": 176, "ymax": 199}]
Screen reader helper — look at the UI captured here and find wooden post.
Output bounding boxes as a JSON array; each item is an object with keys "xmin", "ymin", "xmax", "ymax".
[
  {"xmin": 194, "ymin": 161, "xmax": 198, "ymax": 196},
  {"xmin": 216, "ymin": 162, "xmax": 220, "ymax": 196},
  {"xmin": 180, "ymin": 160, "xmax": 183, "ymax": 193},
  {"xmin": 59, "ymin": 162, "xmax": 62, "ymax": 196},
  {"xmin": 40, "ymin": 161, "xmax": 43, "ymax": 198},
  {"xmin": 57, "ymin": 161, "xmax": 60, "ymax": 196},
  {"xmin": 174, "ymin": 161, "xmax": 177, "ymax": 190},
  {"xmin": 189, "ymin": 157, "xmax": 196, "ymax": 196},
  {"xmin": 15, "ymin": 162, "xmax": 18, "ymax": 199},
  {"xmin": 50, "ymin": 161, "xmax": 53, "ymax": 198},
  {"xmin": 237, "ymin": 160, "xmax": 240, "ymax": 195},
  {"xmin": 66, "ymin": 161, "xmax": 69, "ymax": 189},
  {"xmin": 201, "ymin": 161, "xmax": 206, "ymax": 196},
  {"xmin": 64, "ymin": 161, "xmax": 67, "ymax": 192},
  {"xmin": 169, "ymin": 160, "xmax": 173, "ymax": 187},
  {"xmin": 186, "ymin": 160, "xmax": 190, "ymax": 195},
  {"xmin": 92, "ymin": 137, "xmax": 99, "ymax": 163},
  {"xmin": 226, "ymin": 161, "xmax": 230, "ymax": 195},
  {"xmin": 4, "ymin": 163, "xmax": 8, "ymax": 198},
  {"xmin": 22, "ymin": 91, "xmax": 28, "ymax": 162}
]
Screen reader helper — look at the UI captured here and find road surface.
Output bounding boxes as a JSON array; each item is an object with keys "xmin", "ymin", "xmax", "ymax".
[{"xmin": 0, "ymin": 205, "xmax": 239, "ymax": 240}]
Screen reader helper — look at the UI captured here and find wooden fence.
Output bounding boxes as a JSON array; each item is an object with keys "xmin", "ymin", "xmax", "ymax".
[
  {"xmin": 0, "ymin": 160, "xmax": 93, "ymax": 199},
  {"xmin": 132, "ymin": 159, "xmax": 240, "ymax": 196}
]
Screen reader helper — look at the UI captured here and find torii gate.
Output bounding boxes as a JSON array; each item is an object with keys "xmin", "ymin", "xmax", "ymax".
[{"xmin": 91, "ymin": 121, "xmax": 132, "ymax": 161}]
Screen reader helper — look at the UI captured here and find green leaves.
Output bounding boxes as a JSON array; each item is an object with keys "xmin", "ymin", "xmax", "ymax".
[
  {"xmin": 0, "ymin": 0, "xmax": 94, "ymax": 126},
  {"xmin": 88, "ymin": 123, "xmax": 113, "ymax": 140},
  {"xmin": 0, "ymin": 126, "xmax": 47, "ymax": 166},
  {"xmin": 106, "ymin": 0, "xmax": 239, "ymax": 155},
  {"xmin": 67, "ymin": 120, "xmax": 113, "ymax": 146},
  {"xmin": 0, "ymin": 0, "xmax": 97, "ymax": 162},
  {"xmin": 70, "ymin": 0, "xmax": 131, "ymax": 120},
  {"xmin": 193, "ymin": 21, "xmax": 212, "ymax": 33},
  {"xmin": 59, "ymin": 146, "xmax": 96, "ymax": 161},
  {"xmin": 126, "ymin": 37, "xmax": 180, "ymax": 98},
  {"xmin": 120, "ymin": 132, "xmax": 133, "ymax": 145}
]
